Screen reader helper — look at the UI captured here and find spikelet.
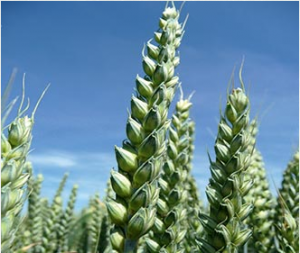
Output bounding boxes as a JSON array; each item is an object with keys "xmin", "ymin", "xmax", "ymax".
[
  {"xmin": 107, "ymin": 2, "xmax": 186, "ymax": 252},
  {"xmin": 198, "ymin": 68, "xmax": 254, "ymax": 252}
]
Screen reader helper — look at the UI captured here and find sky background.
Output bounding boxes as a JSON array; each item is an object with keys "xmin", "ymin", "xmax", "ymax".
[{"xmin": 2, "ymin": 1, "xmax": 299, "ymax": 210}]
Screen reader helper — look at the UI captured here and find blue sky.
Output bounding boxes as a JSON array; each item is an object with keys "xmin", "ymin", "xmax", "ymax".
[{"xmin": 2, "ymin": 1, "xmax": 299, "ymax": 210}]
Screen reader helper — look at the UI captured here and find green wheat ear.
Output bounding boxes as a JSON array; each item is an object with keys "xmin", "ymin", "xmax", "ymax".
[
  {"xmin": 27, "ymin": 173, "xmax": 44, "ymax": 253},
  {"xmin": 275, "ymin": 150, "xmax": 299, "ymax": 253},
  {"xmin": 10, "ymin": 166, "xmax": 36, "ymax": 253},
  {"xmin": 241, "ymin": 120, "xmax": 276, "ymax": 253},
  {"xmin": 58, "ymin": 184, "xmax": 78, "ymax": 252},
  {"xmin": 99, "ymin": 179, "xmax": 114, "ymax": 253},
  {"xmin": 145, "ymin": 90, "xmax": 192, "ymax": 252},
  {"xmin": 53, "ymin": 172, "xmax": 69, "ymax": 200},
  {"xmin": 39, "ymin": 172, "xmax": 70, "ymax": 252},
  {"xmin": 275, "ymin": 204, "xmax": 299, "ymax": 253},
  {"xmin": 107, "ymin": 2, "xmax": 186, "ymax": 252},
  {"xmin": 89, "ymin": 192, "xmax": 103, "ymax": 252},
  {"xmin": 1, "ymin": 74, "xmax": 49, "ymax": 253},
  {"xmin": 278, "ymin": 150, "xmax": 299, "ymax": 220},
  {"xmin": 40, "ymin": 196, "xmax": 63, "ymax": 253},
  {"xmin": 198, "ymin": 66, "xmax": 254, "ymax": 252},
  {"xmin": 145, "ymin": 88, "xmax": 202, "ymax": 253},
  {"xmin": 67, "ymin": 205, "xmax": 91, "ymax": 252},
  {"xmin": 183, "ymin": 119, "xmax": 205, "ymax": 252}
]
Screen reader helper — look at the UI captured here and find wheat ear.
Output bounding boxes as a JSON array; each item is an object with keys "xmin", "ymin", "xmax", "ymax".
[
  {"xmin": 275, "ymin": 151, "xmax": 299, "ymax": 253},
  {"xmin": 183, "ymin": 120, "xmax": 205, "ymax": 252},
  {"xmin": 145, "ymin": 92, "xmax": 192, "ymax": 252},
  {"xmin": 198, "ymin": 69, "xmax": 254, "ymax": 252},
  {"xmin": 1, "ymin": 75, "xmax": 48, "ymax": 252},
  {"xmin": 28, "ymin": 174, "xmax": 44, "ymax": 253},
  {"xmin": 107, "ymin": 2, "xmax": 186, "ymax": 252},
  {"xmin": 59, "ymin": 184, "xmax": 79, "ymax": 252},
  {"xmin": 241, "ymin": 120, "xmax": 276, "ymax": 252}
]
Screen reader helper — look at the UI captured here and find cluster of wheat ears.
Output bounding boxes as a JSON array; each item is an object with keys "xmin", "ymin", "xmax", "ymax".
[{"xmin": 1, "ymin": 2, "xmax": 298, "ymax": 253}]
